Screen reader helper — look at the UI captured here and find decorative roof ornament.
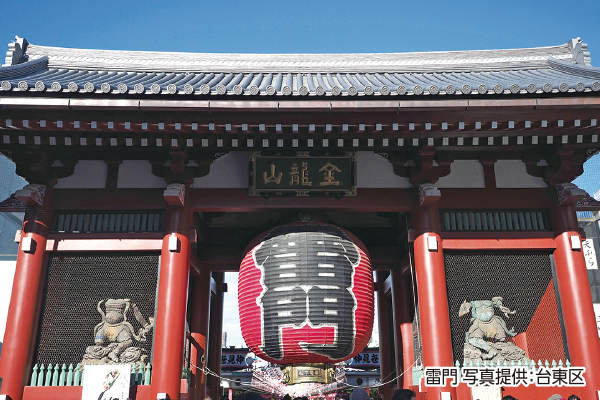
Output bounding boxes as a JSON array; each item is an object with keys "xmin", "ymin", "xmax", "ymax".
[
  {"xmin": 0, "ymin": 193, "xmax": 27, "ymax": 212},
  {"xmin": 3, "ymin": 36, "xmax": 28, "ymax": 66},
  {"xmin": 15, "ymin": 184, "xmax": 46, "ymax": 208},
  {"xmin": 568, "ymin": 37, "xmax": 589, "ymax": 65},
  {"xmin": 419, "ymin": 183, "xmax": 441, "ymax": 207},
  {"xmin": 576, "ymin": 195, "xmax": 600, "ymax": 210},
  {"xmin": 556, "ymin": 183, "xmax": 587, "ymax": 206},
  {"xmin": 163, "ymin": 183, "xmax": 185, "ymax": 207}
]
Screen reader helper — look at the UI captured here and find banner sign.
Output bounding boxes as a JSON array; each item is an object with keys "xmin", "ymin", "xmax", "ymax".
[
  {"xmin": 81, "ymin": 364, "xmax": 131, "ymax": 400},
  {"xmin": 220, "ymin": 348, "xmax": 381, "ymax": 369},
  {"xmin": 250, "ymin": 152, "xmax": 356, "ymax": 196},
  {"xmin": 222, "ymin": 349, "xmax": 251, "ymax": 370},
  {"xmin": 583, "ymin": 239, "xmax": 598, "ymax": 269},
  {"xmin": 345, "ymin": 349, "xmax": 380, "ymax": 368}
]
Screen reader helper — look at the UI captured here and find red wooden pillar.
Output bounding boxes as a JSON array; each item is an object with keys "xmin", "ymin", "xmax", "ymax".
[
  {"xmin": 391, "ymin": 269, "xmax": 415, "ymax": 389},
  {"xmin": 189, "ymin": 269, "xmax": 211, "ymax": 400},
  {"xmin": 376, "ymin": 271, "xmax": 393, "ymax": 400},
  {"xmin": 208, "ymin": 272, "xmax": 225, "ymax": 400},
  {"xmin": 412, "ymin": 184, "xmax": 456, "ymax": 400},
  {"xmin": 0, "ymin": 188, "xmax": 52, "ymax": 400},
  {"xmin": 150, "ymin": 185, "xmax": 192, "ymax": 400},
  {"xmin": 551, "ymin": 185, "xmax": 600, "ymax": 398}
]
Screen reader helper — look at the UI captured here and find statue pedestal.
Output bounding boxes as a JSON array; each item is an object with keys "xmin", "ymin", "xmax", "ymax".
[{"xmin": 470, "ymin": 386, "xmax": 502, "ymax": 400}]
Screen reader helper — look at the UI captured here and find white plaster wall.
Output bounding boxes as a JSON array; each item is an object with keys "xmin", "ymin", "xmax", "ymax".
[
  {"xmin": 192, "ymin": 152, "xmax": 249, "ymax": 188},
  {"xmin": 437, "ymin": 160, "xmax": 485, "ymax": 188},
  {"xmin": 54, "ymin": 160, "xmax": 108, "ymax": 189},
  {"xmin": 495, "ymin": 160, "xmax": 547, "ymax": 188},
  {"xmin": 356, "ymin": 151, "xmax": 411, "ymax": 188},
  {"xmin": 117, "ymin": 160, "xmax": 168, "ymax": 188}
]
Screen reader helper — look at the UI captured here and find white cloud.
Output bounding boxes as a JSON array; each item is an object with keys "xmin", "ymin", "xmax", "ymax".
[{"xmin": 222, "ymin": 272, "xmax": 245, "ymax": 348}]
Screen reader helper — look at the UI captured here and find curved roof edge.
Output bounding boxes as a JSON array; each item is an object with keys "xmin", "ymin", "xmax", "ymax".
[
  {"xmin": 0, "ymin": 56, "xmax": 47, "ymax": 80},
  {"xmin": 2, "ymin": 36, "xmax": 591, "ymax": 74},
  {"xmin": 549, "ymin": 58, "xmax": 600, "ymax": 80}
]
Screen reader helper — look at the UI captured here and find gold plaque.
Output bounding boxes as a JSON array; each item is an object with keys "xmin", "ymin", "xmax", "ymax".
[{"xmin": 281, "ymin": 363, "xmax": 336, "ymax": 384}]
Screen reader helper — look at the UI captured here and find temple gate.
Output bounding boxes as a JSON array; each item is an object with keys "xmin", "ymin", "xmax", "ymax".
[{"xmin": 0, "ymin": 36, "xmax": 599, "ymax": 400}]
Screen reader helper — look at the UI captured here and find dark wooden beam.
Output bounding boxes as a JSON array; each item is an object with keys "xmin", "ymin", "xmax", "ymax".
[
  {"xmin": 52, "ymin": 189, "xmax": 166, "ymax": 210},
  {"xmin": 198, "ymin": 245, "xmax": 405, "ymax": 272},
  {"xmin": 190, "ymin": 188, "xmax": 414, "ymax": 212},
  {"xmin": 51, "ymin": 187, "xmax": 554, "ymax": 213},
  {"xmin": 438, "ymin": 188, "xmax": 552, "ymax": 210}
]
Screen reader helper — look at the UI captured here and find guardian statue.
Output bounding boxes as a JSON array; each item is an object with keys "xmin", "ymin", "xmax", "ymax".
[{"xmin": 82, "ymin": 299, "xmax": 154, "ymax": 365}]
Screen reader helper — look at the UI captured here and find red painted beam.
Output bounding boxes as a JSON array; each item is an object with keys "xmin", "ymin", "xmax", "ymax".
[
  {"xmin": 442, "ymin": 238, "xmax": 556, "ymax": 250},
  {"xmin": 440, "ymin": 231, "xmax": 554, "ymax": 240},
  {"xmin": 44, "ymin": 237, "xmax": 164, "ymax": 252}
]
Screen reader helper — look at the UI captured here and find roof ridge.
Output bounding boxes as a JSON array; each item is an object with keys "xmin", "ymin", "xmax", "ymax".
[
  {"xmin": 16, "ymin": 39, "xmax": 580, "ymax": 74},
  {"xmin": 24, "ymin": 41, "xmax": 572, "ymax": 58}
]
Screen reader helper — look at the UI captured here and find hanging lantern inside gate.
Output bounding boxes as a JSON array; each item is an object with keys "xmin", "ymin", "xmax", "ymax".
[{"xmin": 238, "ymin": 223, "xmax": 374, "ymax": 384}]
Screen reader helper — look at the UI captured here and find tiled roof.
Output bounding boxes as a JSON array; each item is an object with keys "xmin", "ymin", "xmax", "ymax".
[{"xmin": 1, "ymin": 36, "xmax": 599, "ymax": 97}]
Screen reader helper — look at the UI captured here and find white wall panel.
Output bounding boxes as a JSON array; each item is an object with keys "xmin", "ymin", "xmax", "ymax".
[
  {"xmin": 357, "ymin": 152, "xmax": 411, "ymax": 188},
  {"xmin": 437, "ymin": 160, "xmax": 485, "ymax": 188},
  {"xmin": 495, "ymin": 160, "xmax": 547, "ymax": 188},
  {"xmin": 54, "ymin": 160, "xmax": 107, "ymax": 189},
  {"xmin": 117, "ymin": 160, "xmax": 167, "ymax": 188},
  {"xmin": 192, "ymin": 152, "xmax": 249, "ymax": 188}
]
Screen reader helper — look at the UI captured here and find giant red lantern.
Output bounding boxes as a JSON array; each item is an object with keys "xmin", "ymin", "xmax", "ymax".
[{"xmin": 238, "ymin": 223, "xmax": 374, "ymax": 372}]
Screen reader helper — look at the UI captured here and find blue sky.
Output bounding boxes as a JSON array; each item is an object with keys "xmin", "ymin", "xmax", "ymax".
[
  {"xmin": 1, "ymin": 0, "xmax": 599, "ymax": 55},
  {"xmin": 2, "ymin": 0, "xmax": 600, "ymax": 347}
]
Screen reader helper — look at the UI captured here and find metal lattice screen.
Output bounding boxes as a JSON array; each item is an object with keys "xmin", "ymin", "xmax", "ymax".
[
  {"xmin": 35, "ymin": 254, "xmax": 159, "ymax": 366},
  {"xmin": 444, "ymin": 252, "xmax": 566, "ymax": 363}
]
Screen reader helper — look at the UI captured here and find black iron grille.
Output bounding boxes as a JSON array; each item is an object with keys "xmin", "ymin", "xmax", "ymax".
[
  {"xmin": 441, "ymin": 210, "xmax": 550, "ymax": 232},
  {"xmin": 444, "ymin": 252, "xmax": 565, "ymax": 363},
  {"xmin": 35, "ymin": 254, "xmax": 159, "ymax": 366},
  {"xmin": 51, "ymin": 211, "xmax": 164, "ymax": 233}
]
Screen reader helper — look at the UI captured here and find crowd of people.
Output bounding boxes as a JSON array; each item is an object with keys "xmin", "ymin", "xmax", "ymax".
[
  {"xmin": 229, "ymin": 387, "xmax": 416, "ymax": 400},
  {"xmin": 229, "ymin": 388, "xmax": 582, "ymax": 400},
  {"xmin": 503, "ymin": 395, "xmax": 580, "ymax": 400}
]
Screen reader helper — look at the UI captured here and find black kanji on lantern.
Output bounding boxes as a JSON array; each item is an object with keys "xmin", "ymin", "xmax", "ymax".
[{"xmin": 254, "ymin": 225, "xmax": 360, "ymax": 360}]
